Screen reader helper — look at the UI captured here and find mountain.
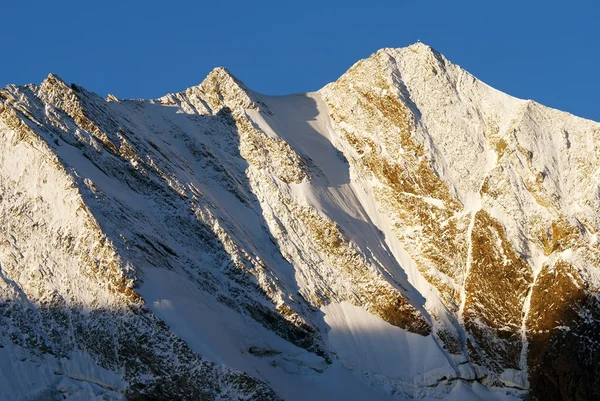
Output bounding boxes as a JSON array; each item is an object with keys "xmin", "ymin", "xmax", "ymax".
[{"xmin": 0, "ymin": 43, "xmax": 598, "ymax": 401}]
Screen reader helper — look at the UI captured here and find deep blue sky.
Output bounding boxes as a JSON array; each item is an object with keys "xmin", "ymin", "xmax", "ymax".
[{"xmin": 2, "ymin": 1, "xmax": 598, "ymax": 120}]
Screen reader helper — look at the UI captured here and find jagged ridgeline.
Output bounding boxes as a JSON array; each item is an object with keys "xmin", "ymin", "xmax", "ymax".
[{"xmin": 0, "ymin": 43, "xmax": 598, "ymax": 401}]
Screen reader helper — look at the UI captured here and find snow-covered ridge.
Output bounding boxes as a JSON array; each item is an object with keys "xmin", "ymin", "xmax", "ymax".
[{"xmin": 0, "ymin": 43, "xmax": 598, "ymax": 401}]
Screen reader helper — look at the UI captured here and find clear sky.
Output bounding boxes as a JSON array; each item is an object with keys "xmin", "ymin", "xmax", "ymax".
[{"xmin": 2, "ymin": 1, "xmax": 598, "ymax": 120}]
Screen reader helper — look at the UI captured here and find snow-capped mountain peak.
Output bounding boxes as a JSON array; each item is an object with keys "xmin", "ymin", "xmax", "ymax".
[{"xmin": 0, "ymin": 43, "xmax": 598, "ymax": 401}]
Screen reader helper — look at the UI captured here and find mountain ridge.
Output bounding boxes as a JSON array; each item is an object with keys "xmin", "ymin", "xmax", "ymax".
[{"xmin": 0, "ymin": 42, "xmax": 598, "ymax": 401}]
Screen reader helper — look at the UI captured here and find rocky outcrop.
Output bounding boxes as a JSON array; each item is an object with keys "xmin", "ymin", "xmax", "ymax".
[{"xmin": 527, "ymin": 260, "xmax": 600, "ymax": 401}]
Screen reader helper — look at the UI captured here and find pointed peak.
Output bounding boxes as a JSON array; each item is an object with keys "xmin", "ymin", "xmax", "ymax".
[
  {"xmin": 407, "ymin": 42, "xmax": 446, "ymax": 62},
  {"xmin": 39, "ymin": 72, "xmax": 89, "ymax": 97},
  {"xmin": 343, "ymin": 43, "xmax": 448, "ymax": 82},
  {"xmin": 39, "ymin": 73, "xmax": 105, "ymax": 103},
  {"xmin": 38, "ymin": 73, "xmax": 75, "ymax": 102},
  {"xmin": 188, "ymin": 66, "xmax": 270, "ymax": 114},
  {"xmin": 407, "ymin": 41, "xmax": 435, "ymax": 52},
  {"xmin": 201, "ymin": 66, "xmax": 249, "ymax": 92},
  {"xmin": 371, "ymin": 42, "xmax": 436, "ymax": 57},
  {"xmin": 372, "ymin": 42, "xmax": 444, "ymax": 63},
  {"xmin": 206, "ymin": 66, "xmax": 235, "ymax": 79},
  {"xmin": 42, "ymin": 73, "xmax": 69, "ymax": 88},
  {"xmin": 45, "ymin": 73, "xmax": 65, "ymax": 82}
]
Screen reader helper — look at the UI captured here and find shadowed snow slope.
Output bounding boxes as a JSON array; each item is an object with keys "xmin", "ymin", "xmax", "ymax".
[{"xmin": 0, "ymin": 43, "xmax": 598, "ymax": 401}]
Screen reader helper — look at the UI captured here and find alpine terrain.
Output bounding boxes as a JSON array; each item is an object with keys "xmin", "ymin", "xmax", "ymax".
[{"xmin": 0, "ymin": 43, "xmax": 598, "ymax": 401}]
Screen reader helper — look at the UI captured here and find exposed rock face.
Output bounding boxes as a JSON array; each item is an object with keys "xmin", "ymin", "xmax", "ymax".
[
  {"xmin": 464, "ymin": 210, "xmax": 532, "ymax": 371},
  {"xmin": 0, "ymin": 43, "xmax": 598, "ymax": 401},
  {"xmin": 527, "ymin": 260, "xmax": 600, "ymax": 401}
]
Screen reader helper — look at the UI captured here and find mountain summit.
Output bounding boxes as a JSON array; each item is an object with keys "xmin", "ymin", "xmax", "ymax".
[{"xmin": 0, "ymin": 43, "xmax": 598, "ymax": 401}]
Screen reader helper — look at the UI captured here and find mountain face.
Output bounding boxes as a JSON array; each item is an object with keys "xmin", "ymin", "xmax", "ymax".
[{"xmin": 0, "ymin": 43, "xmax": 598, "ymax": 401}]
